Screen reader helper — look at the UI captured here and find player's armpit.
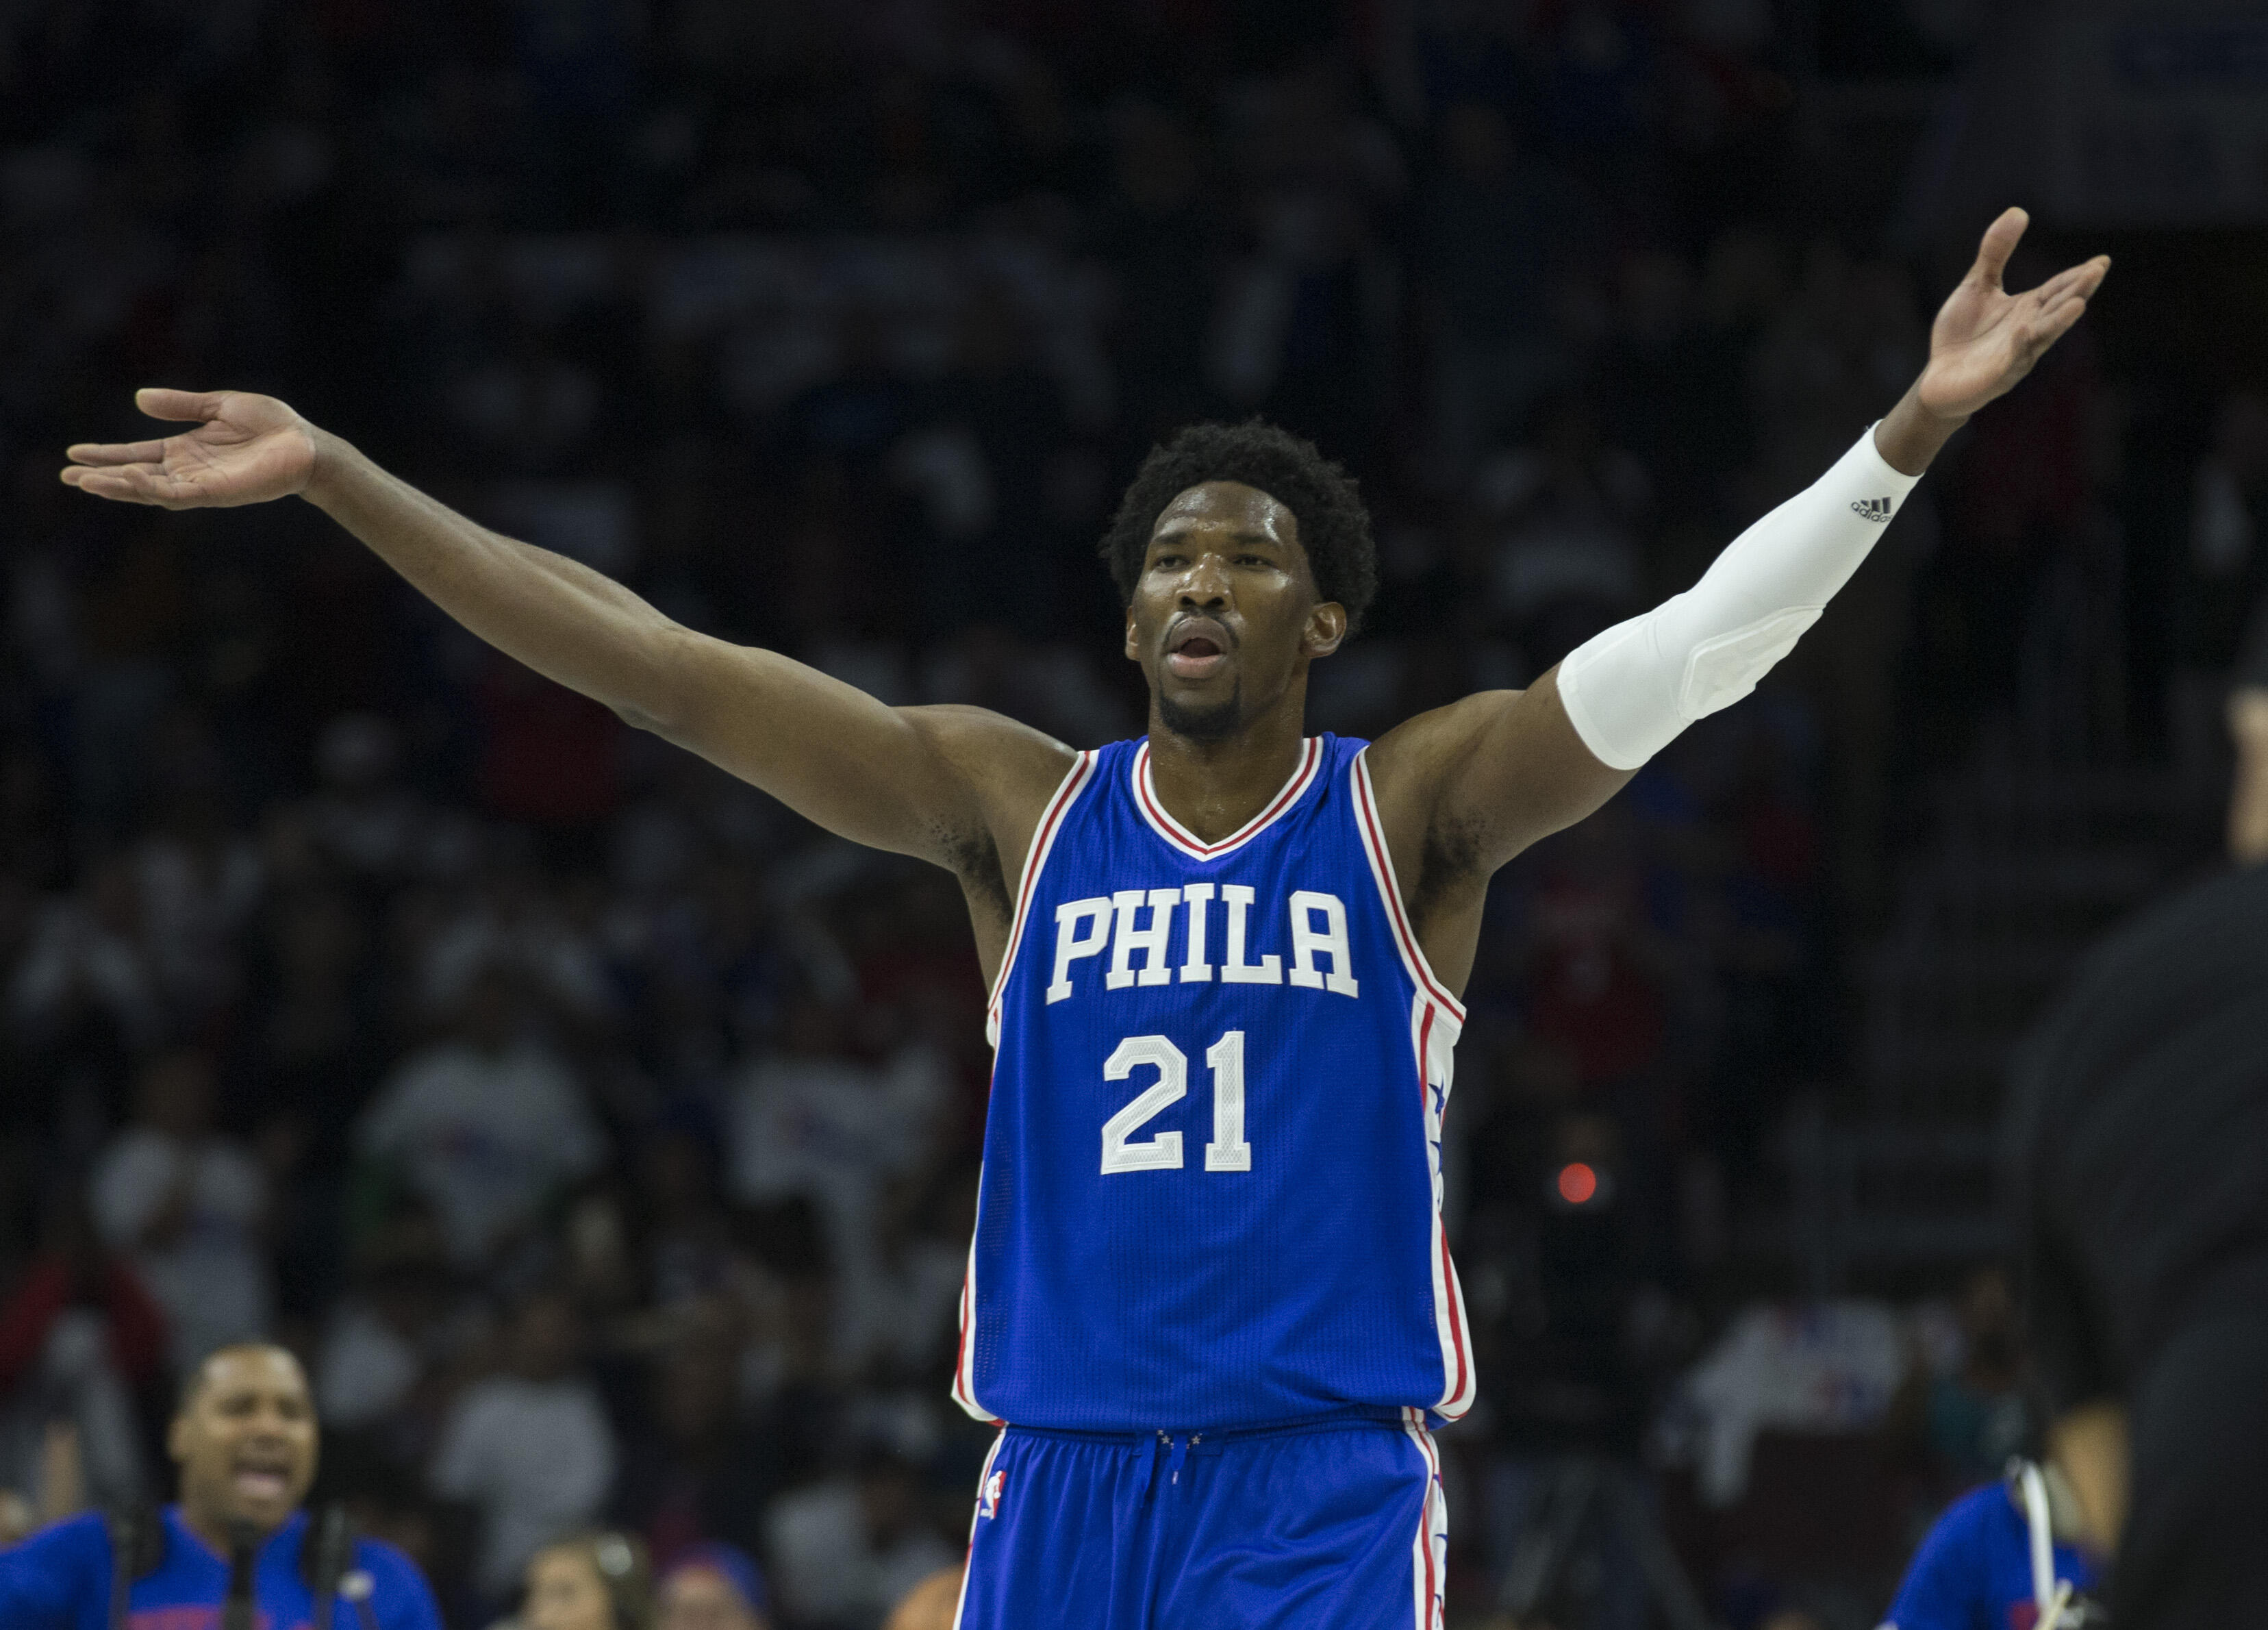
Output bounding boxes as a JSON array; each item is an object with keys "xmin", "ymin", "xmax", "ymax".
[{"xmin": 1365, "ymin": 673, "xmax": 1636, "ymax": 905}]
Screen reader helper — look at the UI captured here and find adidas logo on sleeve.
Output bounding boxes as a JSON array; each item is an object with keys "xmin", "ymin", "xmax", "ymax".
[{"xmin": 1850, "ymin": 497, "xmax": 1894, "ymax": 522}]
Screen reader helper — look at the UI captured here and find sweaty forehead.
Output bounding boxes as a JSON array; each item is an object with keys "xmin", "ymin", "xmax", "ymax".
[{"xmin": 1150, "ymin": 481, "xmax": 1299, "ymax": 546}]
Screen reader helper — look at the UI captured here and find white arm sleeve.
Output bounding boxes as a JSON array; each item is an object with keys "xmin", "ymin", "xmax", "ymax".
[{"xmin": 1556, "ymin": 424, "xmax": 1922, "ymax": 770}]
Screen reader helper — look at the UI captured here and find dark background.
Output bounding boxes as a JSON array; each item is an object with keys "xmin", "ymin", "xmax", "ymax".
[{"xmin": 1, "ymin": 1, "xmax": 2263, "ymax": 1625}]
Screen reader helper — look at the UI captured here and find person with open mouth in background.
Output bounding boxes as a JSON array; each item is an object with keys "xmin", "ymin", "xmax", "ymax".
[{"xmin": 0, "ymin": 1342, "xmax": 445, "ymax": 1630}]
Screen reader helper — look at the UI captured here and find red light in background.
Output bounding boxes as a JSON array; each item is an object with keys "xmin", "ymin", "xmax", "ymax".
[{"xmin": 1557, "ymin": 1162, "xmax": 1598, "ymax": 1205}]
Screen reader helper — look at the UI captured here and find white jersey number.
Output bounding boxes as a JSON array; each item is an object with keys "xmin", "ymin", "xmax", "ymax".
[{"xmin": 1100, "ymin": 1030, "xmax": 1251, "ymax": 1175}]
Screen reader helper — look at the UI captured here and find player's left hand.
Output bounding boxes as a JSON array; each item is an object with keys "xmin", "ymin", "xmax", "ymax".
[{"xmin": 1917, "ymin": 207, "xmax": 2109, "ymax": 421}]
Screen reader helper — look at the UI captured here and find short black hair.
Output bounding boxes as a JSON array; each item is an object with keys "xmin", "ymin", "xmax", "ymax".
[
  {"xmin": 1099, "ymin": 420, "xmax": 1378, "ymax": 633},
  {"xmin": 175, "ymin": 1342, "xmax": 305, "ymax": 1417}
]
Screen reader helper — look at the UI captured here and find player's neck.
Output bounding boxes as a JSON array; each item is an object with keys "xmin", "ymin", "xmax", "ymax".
[{"xmin": 1143, "ymin": 701, "xmax": 1310, "ymax": 844}]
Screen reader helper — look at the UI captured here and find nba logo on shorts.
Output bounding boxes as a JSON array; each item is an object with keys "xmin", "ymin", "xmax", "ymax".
[{"xmin": 982, "ymin": 1467, "xmax": 1006, "ymax": 1520}]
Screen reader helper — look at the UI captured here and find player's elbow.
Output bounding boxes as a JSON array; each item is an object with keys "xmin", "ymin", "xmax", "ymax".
[
  {"xmin": 607, "ymin": 697, "xmax": 670, "ymax": 738},
  {"xmin": 607, "ymin": 622, "xmax": 711, "ymax": 743}
]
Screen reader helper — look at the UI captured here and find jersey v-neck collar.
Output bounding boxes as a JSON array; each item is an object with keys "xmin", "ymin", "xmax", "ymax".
[{"xmin": 1130, "ymin": 736, "xmax": 1323, "ymax": 862}]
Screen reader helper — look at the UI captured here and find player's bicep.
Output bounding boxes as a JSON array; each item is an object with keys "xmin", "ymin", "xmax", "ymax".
[
  {"xmin": 1378, "ymin": 673, "xmax": 1635, "ymax": 875},
  {"xmin": 633, "ymin": 629, "xmax": 977, "ymax": 857}
]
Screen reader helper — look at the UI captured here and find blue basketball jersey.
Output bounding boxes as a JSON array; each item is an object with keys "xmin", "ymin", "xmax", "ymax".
[{"xmin": 954, "ymin": 734, "xmax": 1476, "ymax": 1432}]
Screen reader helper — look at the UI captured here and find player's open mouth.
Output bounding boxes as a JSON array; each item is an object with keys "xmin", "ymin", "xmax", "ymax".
[
  {"xmin": 1166, "ymin": 620, "xmax": 1231, "ymax": 681},
  {"xmin": 231, "ymin": 1461, "xmax": 292, "ymax": 1502}
]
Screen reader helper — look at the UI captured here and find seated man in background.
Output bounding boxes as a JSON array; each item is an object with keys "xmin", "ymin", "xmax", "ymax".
[{"xmin": 0, "ymin": 1342, "xmax": 442, "ymax": 1630}]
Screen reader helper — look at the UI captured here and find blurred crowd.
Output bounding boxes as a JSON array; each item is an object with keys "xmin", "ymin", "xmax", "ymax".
[{"xmin": 2, "ymin": 1, "xmax": 2263, "ymax": 1627}]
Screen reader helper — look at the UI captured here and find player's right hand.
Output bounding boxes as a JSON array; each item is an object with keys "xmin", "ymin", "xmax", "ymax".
[{"xmin": 62, "ymin": 388, "xmax": 317, "ymax": 509}]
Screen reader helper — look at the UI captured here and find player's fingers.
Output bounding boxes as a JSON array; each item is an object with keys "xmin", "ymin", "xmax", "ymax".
[
  {"xmin": 94, "ymin": 465, "xmax": 187, "ymax": 506},
  {"xmin": 133, "ymin": 386, "xmax": 227, "ymax": 423},
  {"xmin": 2019, "ymin": 296, "xmax": 2089, "ymax": 358},
  {"xmin": 61, "ymin": 466, "xmax": 168, "ymax": 505},
  {"xmin": 1968, "ymin": 206, "xmax": 2029, "ymax": 290},
  {"xmin": 64, "ymin": 438, "xmax": 171, "ymax": 466},
  {"xmin": 2042, "ymin": 294, "xmax": 2089, "ymax": 337},
  {"xmin": 2028, "ymin": 255, "xmax": 2108, "ymax": 307}
]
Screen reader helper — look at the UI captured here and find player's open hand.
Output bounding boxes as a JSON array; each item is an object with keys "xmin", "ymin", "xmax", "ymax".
[
  {"xmin": 1917, "ymin": 208, "xmax": 2110, "ymax": 421},
  {"xmin": 62, "ymin": 388, "xmax": 317, "ymax": 509}
]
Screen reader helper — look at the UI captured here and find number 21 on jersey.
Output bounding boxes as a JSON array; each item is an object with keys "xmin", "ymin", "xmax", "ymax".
[{"xmin": 1099, "ymin": 1031, "xmax": 1251, "ymax": 1175}]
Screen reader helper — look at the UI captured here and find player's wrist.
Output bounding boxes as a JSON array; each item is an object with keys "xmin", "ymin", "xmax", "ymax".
[
  {"xmin": 1874, "ymin": 381, "xmax": 1968, "ymax": 477},
  {"xmin": 299, "ymin": 425, "xmax": 360, "ymax": 511}
]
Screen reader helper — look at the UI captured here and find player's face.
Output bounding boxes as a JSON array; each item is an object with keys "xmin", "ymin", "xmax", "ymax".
[
  {"xmin": 1124, "ymin": 481, "xmax": 1346, "ymax": 740},
  {"xmin": 168, "ymin": 1346, "xmax": 318, "ymax": 1538}
]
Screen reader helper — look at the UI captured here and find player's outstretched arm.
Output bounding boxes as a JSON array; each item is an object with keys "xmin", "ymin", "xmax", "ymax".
[
  {"xmin": 1373, "ymin": 208, "xmax": 2109, "ymax": 887},
  {"xmin": 62, "ymin": 390, "xmax": 1072, "ymax": 872}
]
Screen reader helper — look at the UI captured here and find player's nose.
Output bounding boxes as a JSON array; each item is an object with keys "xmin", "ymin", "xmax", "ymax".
[{"xmin": 1174, "ymin": 555, "xmax": 1231, "ymax": 607}]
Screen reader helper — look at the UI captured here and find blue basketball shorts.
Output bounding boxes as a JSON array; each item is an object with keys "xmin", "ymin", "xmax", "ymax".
[{"xmin": 951, "ymin": 1409, "xmax": 1448, "ymax": 1629}]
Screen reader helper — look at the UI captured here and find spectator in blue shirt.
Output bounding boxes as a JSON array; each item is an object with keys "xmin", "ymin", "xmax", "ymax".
[
  {"xmin": 1880, "ymin": 1459, "xmax": 2104, "ymax": 1630},
  {"xmin": 0, "ymin": 1342, "xmax": 443, "ymax": 1630}
]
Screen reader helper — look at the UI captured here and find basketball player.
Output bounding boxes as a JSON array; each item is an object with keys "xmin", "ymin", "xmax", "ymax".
[{"xmin": 60, "ymin": 210, "xmax": 2105, "ymax": 1628}]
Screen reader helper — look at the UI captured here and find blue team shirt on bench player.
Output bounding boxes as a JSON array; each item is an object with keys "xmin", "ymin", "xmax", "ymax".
[{"xmin": 0, "ymin": 1505, "xmax": 443, "ymax": 1630}]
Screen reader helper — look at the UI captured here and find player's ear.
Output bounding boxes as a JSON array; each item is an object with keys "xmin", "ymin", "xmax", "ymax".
[
  {"xmin": 1303, "ymin": 601, "xmax": 1347, "ymax": 659},
  {"xmin": 166, "ymin": 1411, "xmax": 193, "ymax": 1466},
  {"xmin": 1124, "ymin": 605, "xmax": 1142, "ymax": 662}
]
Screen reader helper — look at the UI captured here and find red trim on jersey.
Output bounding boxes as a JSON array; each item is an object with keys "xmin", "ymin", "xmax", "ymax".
[
  {"xmin": 1404, "ymin": 1408, "xmax": 1444, "ymax": 1630},
  {"xmin": 1131, "ymin": 736, "xmax": 1322, "ymax": 860},
  {"xmin": 1437, "ymin": 1227, "xmax": 1470, "ymax": 1414},
  {"xmin": 1350, "ymin": 754, "xmax": 1467, "ymax": 1021}
]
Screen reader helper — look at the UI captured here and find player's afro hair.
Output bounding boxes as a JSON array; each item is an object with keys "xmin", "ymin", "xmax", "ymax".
[{"xmin": 1099, "ymin": 420, "xmax": 1378, "ymax": 634}]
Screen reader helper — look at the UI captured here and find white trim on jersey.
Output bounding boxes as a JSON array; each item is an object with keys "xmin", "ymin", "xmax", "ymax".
[
  {"xmin": 1130, "ymin": 736, "xmax": 1323, "ymax": 861},
  {"xmin": 1352, "ymin": 749, "xmax": 1477, "ymax": 1418},
  {"xmin": 1403, "ymin": 1407, "xmax": 1448, "ymax": 1630},
  {"xmin": 985, "ymin": 750, "xmax": 1100, "ymax": 1049},
  {"xmin": 1407, "ymin": 995, "xmax": 1476, "ymax": 1418}
]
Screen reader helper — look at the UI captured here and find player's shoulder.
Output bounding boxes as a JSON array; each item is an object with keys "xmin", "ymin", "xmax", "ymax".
[
  {"xmin": 1371, "ymin": 691, "xmax": 1520, "ymax": 754},
  {"xmin": 898, "ymin": 705, "xmax": 1092, "ymax": 867},
  {"xmin": 1364, "ymin": 691, "xmax": 1523, "ymax": 788},
  {"xmin": 898, "ymin": 704, "xmax": 1083, "ymax": 788}
]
